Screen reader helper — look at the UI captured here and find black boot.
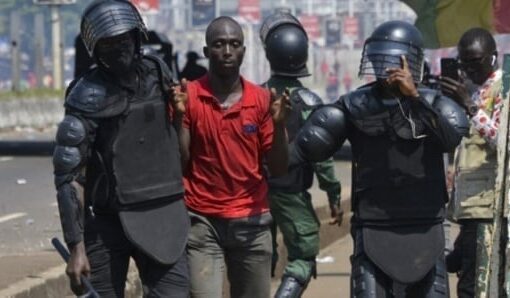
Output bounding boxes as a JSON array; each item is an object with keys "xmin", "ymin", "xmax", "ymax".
[{"xmin": 274, "ymin": 276, "xmax": 305, "ymax": 298}]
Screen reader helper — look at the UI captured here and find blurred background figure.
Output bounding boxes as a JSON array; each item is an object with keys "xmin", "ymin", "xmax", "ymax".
[{"xmin": 179, "ymin": 51, "xmax": 207, "ymax": 81}]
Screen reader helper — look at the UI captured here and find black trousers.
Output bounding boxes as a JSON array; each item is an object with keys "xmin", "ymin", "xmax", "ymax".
[
  {"xmin": 446, "ymin": 221, "xmax": 476, "ymax": 298},
  {"xmin": 84, "ymin": 214, "xmax": 189, "ymax": 298}
]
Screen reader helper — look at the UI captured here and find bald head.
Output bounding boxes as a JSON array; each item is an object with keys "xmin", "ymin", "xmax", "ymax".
[
  {"xmin": 205, "ymin": 16, "xmax": 244, "ymax": 46},
  {"xmin": 459, "ymin": 27, "xmax": 496, "ymax": 53}
]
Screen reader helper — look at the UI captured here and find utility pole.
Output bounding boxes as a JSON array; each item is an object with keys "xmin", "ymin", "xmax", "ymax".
[
  {"xmin": 50, "ymin": 4, "xmax": 63, "ymax": 89},
  {"xmin": 10, "ymin": 11, "xmax": 21, "ymax": 92},
  {"xmin": 34, "ymin": 13, "xmax": 45, "ymax": 88},
  {"xmin": 34, "ymin": 0, "xmax": 76, "ymax": 89}
]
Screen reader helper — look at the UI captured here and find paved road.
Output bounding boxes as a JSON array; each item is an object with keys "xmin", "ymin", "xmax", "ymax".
[{"xmin": 0, "ymin": 156, "xmax": 60, "ymax": 256}]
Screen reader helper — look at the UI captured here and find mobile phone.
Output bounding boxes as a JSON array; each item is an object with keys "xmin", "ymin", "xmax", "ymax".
[{"xmin": 440, "ymin": 58, "xmax": 459, "ymax": 81}]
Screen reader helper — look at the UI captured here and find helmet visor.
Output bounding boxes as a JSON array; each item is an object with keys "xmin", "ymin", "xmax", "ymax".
[{"xmin": 359, "ymin": 40, "xmax": 424, "ymax": 82}]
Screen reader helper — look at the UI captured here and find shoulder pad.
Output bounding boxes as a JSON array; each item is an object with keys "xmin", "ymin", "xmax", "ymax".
[
  {"xmin": 417, "ymin": 87, "xmax": 439, "ymax": 105},
  {"xmin": 340, "ymin": 85, "xmax": 386, "ymax": 119},
  {"xmin": 65, "ymin": 71, "xmax": 128, "ymax": 117},
  {"xmin": 433, "ymin": 94, "xmax": 470, "ymax": 136},
  {"xmin": 291, "ymin": 87, "xmax": 323, "ymax": 107},
  {"xmin": 296, "ymin": 105, "xmax": 348, "ymax": 162},
  {"xmin": 143, "ymin": 54, "xmax": 175, "ymax": 86}
]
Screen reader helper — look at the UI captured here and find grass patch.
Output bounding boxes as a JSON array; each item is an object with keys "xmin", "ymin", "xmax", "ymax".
[{"xmin": 0, "ymin": 89, "xmax": 65, "ymax": 101}]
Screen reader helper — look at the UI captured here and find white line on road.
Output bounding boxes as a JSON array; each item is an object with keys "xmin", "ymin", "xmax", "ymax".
[
  {"xmin": 0, "ymin": 212, "xmax": 27, "ymax": 223},
  {"xmin": 0, "ymin": 157, "xmax": 13, "ymax": 162}
]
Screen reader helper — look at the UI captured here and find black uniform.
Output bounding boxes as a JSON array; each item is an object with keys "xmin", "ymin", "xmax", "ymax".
[
  {"xmin": 53, "ymin": 1, "xmax": 189, "ymax": 296},
  {"xmin": 292, "ymin": 21, "xmax": 469, "ymax": 297}
]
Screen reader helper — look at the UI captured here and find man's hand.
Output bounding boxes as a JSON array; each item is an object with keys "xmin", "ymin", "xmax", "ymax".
[
  {"xmin": 170, "ymin": 79, "xmax": 188, "ymax": 115},
  {"xmin": 439, "ymin": 76, "xmax": 474, "ymax": 111},
  {"xmin": 386, "ymin": 55, "xmax": 419, "ymax": 98},
  {"xmin": 270, "ymin": 88, "xmax": 291, "ymax": 125},
  {"xmin": 328, "ymin": 204, "xmax": 344, "ymax": 226},
  {"xmin": 66, "ymin": 242, "xmax": 90, "ymax": 296}
]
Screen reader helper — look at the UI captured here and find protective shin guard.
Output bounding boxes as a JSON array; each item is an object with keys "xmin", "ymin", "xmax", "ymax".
[
  {"xmin": 351, "ymin": 256, "xmax": 379, "ymax": 298},
  {"xmin": 425, "ymin": 259, "xmax": 449, "ymax": 298},
  {"xmin": 274, "ymin": 276, "xmax": 305, "ymax": 298}
]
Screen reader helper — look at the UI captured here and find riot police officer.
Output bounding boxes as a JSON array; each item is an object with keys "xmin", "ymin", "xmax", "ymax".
[
  {"xmin": 292, "ymin": 21, "xmax": 469, "ymax": 297},
  {"xmin": 260, "ymin": 12, "xmax": 343, "ymax": 298},
  {"xmin": 53, "ymin": 0, "xmax": 189, "ymax": 296}
]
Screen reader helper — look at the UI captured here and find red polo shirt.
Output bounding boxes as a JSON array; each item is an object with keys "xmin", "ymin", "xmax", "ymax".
[{"xmin": 182, "ymin": 75, "xmax": 273, "ymax": 218}]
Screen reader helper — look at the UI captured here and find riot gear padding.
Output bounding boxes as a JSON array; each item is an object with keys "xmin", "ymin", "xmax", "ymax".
[
  {"xmin": 274, "ymin": 276, "xmax": 305, "ymax": 298},
  {"xmin": 81, "ymin": 0, "xmax": 147, "ymax": 56},
  {"xmin": 53, "ymin": 146, "xmax": 82, "ymax": 178},
  {"xmin": 291, "ymin": 88, "xmax": 323, "ymax": 107},
  {"xmin": 260, "ymin": 12, "xmax": 310, "ymax": 77},
  {"xmin": 56, "ymin": 115, "xmax": 86, "ymax": 146},
  {"xmin": 295, "ymin": 105, "xmax": 347, "ymax": 163},
  {"xmin": 65, "ymin": 73, "xmax": 128, "ymax": 118},
  {"xmin": 359, "ymin": 21, "xmax": 424, "ymax": 83},
  {"xmin": 56, "ymin": 183, "xmax": 84, "ymax": 246},
  {"xmin": 432, "ymin": 93, "xmax": 470, "ymax": 137}
]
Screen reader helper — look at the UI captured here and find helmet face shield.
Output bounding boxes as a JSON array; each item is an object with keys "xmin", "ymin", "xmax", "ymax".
[
  {"xmin": 81, "ymin": 0, "xmax": 147, "ymax": 56},
  {"xmin": 359, "ymin": 40, "xmax": 424, "ymax": 82},
  {"xmin": 358, "ymin": 21, "xmax": 425, "ymax": 83}
]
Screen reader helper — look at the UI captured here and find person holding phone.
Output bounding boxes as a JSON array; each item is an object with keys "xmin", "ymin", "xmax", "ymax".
[
  {"xmin": 440, "ymin": 28, "xmax": 505, "ymax": 298},
  {"xmin": 291, "ymin": 21, "xmax": 468, "ymax": 297}
]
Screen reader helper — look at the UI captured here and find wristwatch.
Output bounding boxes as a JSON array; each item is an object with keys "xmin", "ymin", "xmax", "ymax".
[{"xmin": 467, "ymin": 104, "xmax": 479, "ymax": 117}]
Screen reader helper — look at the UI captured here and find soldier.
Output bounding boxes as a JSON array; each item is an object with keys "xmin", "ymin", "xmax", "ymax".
[
  {"xmin": 52, "ymin": 1, "xmax": 189, "ymax": 296},
  {"xmin": 441, "ymin": 28, "xmax": 506, "ymax": 297},
  {"xmin": 259, "ymin": 12, "xmax": 343, "ymax": 298},
  {"xmin": 292, "ymin": 21, "xmax": 469, "ymax": 297}
]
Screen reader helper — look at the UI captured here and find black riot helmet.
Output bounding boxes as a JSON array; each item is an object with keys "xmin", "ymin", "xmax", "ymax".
[
  {"xmin": 359, "ymin": 20, "xmax": 424, "ymax": 83},
  {"xmin": 80, "ymin": 0, "xmax": 147, "ymax": 56},
  {"xmin": 260, "ymin": 12, "xmax": 310, "ymax": 77}
]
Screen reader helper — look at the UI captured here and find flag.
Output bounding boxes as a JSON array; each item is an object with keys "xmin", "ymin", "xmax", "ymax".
[{"xmin": 401, "ymin": 0, "xmax": 510, "ymax": 49}]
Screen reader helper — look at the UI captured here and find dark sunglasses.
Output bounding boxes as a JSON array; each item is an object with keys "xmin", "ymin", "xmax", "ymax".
[{"xmin": 456, "ymin": 55, "xmax": 491, "ymax": 69}]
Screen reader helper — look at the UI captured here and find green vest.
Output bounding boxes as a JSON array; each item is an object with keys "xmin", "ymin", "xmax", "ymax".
[{"xmin": 448, "ymin": 77, "xmax": 503, "ymax": 220}]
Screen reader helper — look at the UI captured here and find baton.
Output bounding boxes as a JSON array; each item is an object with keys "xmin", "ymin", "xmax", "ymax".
[{"xmin": 51, "ymin": 237, "xmax": 100, "ymax": 298}]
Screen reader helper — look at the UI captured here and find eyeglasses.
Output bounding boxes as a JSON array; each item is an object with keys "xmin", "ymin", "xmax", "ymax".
[{"xmin": 457, "ymin": 55, "xmax": 491, "ymax": 70}]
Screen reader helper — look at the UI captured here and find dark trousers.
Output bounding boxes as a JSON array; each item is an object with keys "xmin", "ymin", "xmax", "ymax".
[
  {"xmin": 446, "ymin": 221, "xmax": 477, "ymax": 298},
  {"xmin": 84, "ymin": 214, "xmax": 189, "ymax": 298}
]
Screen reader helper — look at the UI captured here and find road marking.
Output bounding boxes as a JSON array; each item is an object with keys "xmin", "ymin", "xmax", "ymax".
[
  {"xmin": 50, "ymin": 202, "xmax": 58, "ymax": 207},
  {"xmin": 0, "ymin": 157, "xmax": 13, "ymax": 162},
  {"xmin": 0, "ymin": 212, "xmax": 27, "ymax": 223}
]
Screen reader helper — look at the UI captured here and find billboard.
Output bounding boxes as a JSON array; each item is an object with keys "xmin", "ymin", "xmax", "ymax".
[
  {"xmin": 131, "ymin": 0, "xmax": 160, "ymax": 14},
  {"xmin": 325, "ymin": 18, "xmax": 342, "ymax": 46},
  {"xmin": 238, "ymin": 0, "xmax": 261, "ymax": 23},
  {"xmin": 33, "ymin": 0, "xmax": 76, "ymax": 4},
  {"xmin": 299, "ymin": 14, "xmax": 320, "ymax": 40},
  {"xmin": 192, "ymin": 0, "xmax": 216, "ymax": 27}
]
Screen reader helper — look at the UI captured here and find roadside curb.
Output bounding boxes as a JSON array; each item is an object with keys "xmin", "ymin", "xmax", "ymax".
[{"xmin": 0, "ymin": 200, "xmax": 350, "ymax": 298}]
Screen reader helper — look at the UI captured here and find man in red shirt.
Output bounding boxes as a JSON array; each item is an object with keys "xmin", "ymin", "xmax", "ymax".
[{"xmin": 172, "ymin": 16, "xmax": 290, "ymax": 298}]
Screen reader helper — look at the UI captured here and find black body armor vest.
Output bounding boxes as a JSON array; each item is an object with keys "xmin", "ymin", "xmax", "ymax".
[
  {"xmin": 339, "ymin": 85, "xmax": 448, "ymax": 224},
  {"xmin": 73, "ymin": 58, "xmax": 183, "ymax": 212}
]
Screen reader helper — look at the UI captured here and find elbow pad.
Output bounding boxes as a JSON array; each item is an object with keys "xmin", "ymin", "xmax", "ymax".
[
  {"xmin": 295, "ymin": 105, "xmax": 347, "ymax": 162},
  {"xmin": 53, "ymin": 115, "xmax": 86, "ymax": 186},
  {"xmin": 433, "ymin": 95, "xmax": 470, "ymax": 137}
]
